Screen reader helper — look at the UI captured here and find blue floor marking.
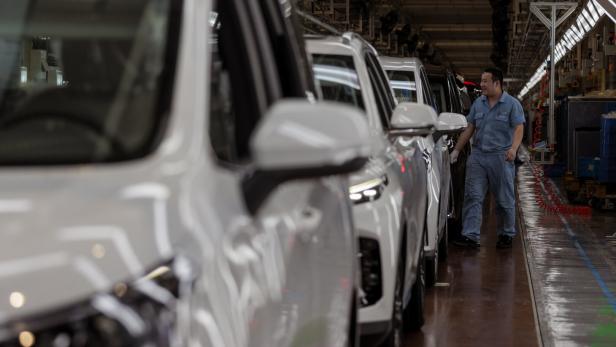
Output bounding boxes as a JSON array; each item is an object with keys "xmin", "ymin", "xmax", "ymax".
[
  {"xmin": 540, "ymin": 178, "xmax": 616, "ymax": 312},
  {"xmin": 557, "ymin": 214, "xmax": 616, "ymax": 313}
]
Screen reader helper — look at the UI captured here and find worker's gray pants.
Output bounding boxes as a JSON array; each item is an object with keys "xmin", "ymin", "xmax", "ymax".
[{"xmin": 461, "ymin": 151, "xmax": 516, "ymax": 243}]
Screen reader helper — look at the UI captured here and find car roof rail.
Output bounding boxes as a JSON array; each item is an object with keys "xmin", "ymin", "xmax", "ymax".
[{"xmin": 342, "ymin": 32, "xmax": 378, "ymax": 54}]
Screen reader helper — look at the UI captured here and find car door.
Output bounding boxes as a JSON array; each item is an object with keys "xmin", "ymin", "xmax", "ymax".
[
  {"xmin": 207, "ymin": 1, "xmax": 355, "ymax": 346},
  {"xmin": 364, "ymin": 52, "xmax": 426, "ymax": 296},
  {"xmin": 420, "ymin": 68, "xmax": 450, "ymax": 238}
]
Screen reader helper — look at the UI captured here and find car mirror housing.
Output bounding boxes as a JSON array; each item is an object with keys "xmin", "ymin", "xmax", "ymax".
[
  {"xmin": 389, "ymin": 102, "xmax": 437, "ymax": 137},
  {"xmin": 436, "ymin": 112, "xmax": 468, "ymax": 132},
  {"xmin": 243, "ymin": 99, "xmax": 371, "ymax": 214}
]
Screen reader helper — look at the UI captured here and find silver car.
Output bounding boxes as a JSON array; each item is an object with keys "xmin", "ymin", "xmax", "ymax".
[
  {"xmin": 380, "ymin": 57, "xmax": 467, "ymax": 287},
  {"xmin": 0, "ymin": 1, "xmax": 372, "ymax": 346}
]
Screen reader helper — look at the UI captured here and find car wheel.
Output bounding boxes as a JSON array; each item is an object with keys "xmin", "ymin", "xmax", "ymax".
[
  {"xmin": 381, "ymin": 260, "xmax": 404, "ymax": 347},
  {"xmin": 405, "ymin": 241, "xmax": 425, "ymax": 331}
]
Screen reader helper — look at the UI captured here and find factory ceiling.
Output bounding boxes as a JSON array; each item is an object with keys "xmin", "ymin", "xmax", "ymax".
[
  {"xmin": 300, "ymin": 0, "xmax": 590, "ymax": 93},
  {"xmin": 398, "ymin": 0, "xmax": 496, "ymax": 81}
]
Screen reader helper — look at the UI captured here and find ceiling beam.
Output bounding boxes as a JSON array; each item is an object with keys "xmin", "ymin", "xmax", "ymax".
[
  {"xmin": 421, "ymin": 24, "xmax": 492, "ymax": 32},
  {"xmin": 426, "ymin": 32, "xmax": 492, "ymax": 40},
  {"xmin": 436, "ymin": 40, "xmax": 492, "ymax": 48},
  {"xmin": 454, "ymin": 61, "xmax": 493, "ymax": 67}
]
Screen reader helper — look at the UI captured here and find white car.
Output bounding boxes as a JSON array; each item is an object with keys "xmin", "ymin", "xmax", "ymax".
[
  {"xmin": 307, "ymin": 34, "xmax": 452, "ymax": 347},
  {"xmin": 380, "ymin": 56, "xmax": 468, "ymax": 287},
  {"xmin": 0, "ymin": 1, "xmax": 371, "ymax": 346}
]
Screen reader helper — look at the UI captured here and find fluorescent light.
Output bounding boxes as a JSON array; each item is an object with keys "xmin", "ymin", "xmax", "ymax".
[
  {"xmin": 565, "ymin": 30, "xmax": 576, "ymax": 47},
  {"xmin": 588, "ymin": 1, "xmax": 600, "ymax": 21},
  {"xmin": 20, "ymin": 66, "xmax": 27, "ymax": 84},
  {"xmin": 582, "ymin": 8, "xmax": 596, "ymax": 26},
  {"xmin": 572, "ymin": 26, "xmax": 583, "ymax": 42},
  {"xmin": 578, "ymin": 14, "xmax": 591, "ymax": 32}
]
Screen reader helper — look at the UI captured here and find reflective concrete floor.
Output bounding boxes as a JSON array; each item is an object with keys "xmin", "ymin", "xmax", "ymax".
[
  {"xmin": 403, "ymin": 197, "xmax": 538, "ymax": 347},
  {"xmin": 400, "ymin": 153, "xmax": 616, "ymax": 347},
  {"xmin": 517, "ymin": 160, "xmax": 616, "ymax": 347}
]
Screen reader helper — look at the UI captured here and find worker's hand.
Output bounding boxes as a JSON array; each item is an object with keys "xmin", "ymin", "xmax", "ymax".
[
  {"xmin": 505, "ymin": 148, "xmax": 517, "ymax": 162},
  {"xmin": 450, "ymin": 149, "xmax": 460, "ymax": 164}
]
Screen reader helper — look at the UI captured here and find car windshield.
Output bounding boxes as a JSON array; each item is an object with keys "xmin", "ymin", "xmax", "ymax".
[
  {"xmin": 386, "ymin": 70, "xmax": 417, "ymax": 103},
  {"xmin": 312, "ymin": 54, "xmax": 365, "ymax": 110},
  {"xmin": 0, "ymin": 0, "xmax": 178, "ymax": 165}
]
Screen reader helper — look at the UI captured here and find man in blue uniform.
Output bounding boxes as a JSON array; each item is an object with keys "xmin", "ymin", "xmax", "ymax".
[{"xmin": 450, "ymin": 67, "xmax": 525, "ymax": 249}]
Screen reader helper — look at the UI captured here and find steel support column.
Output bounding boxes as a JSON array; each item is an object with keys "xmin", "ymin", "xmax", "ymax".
[{"xmin": 530, "ymin": 2, "xmax": 577, "ymax": 154}]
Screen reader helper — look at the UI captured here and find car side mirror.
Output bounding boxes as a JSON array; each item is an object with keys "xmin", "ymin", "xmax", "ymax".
[
  {"xmin": 388, "ymin": 102, "xmax": 437, "ymax": 138},
  {"xmin": 437, "ymin": 112, "xmax": 467, "ymax": 131},
  {"xmin": 243, "ymin": 99, "xmax": 371, "ymax": 214},
  {"xmin": 434, "ymin": 112, "xmax": 467, "ymax": 141}
]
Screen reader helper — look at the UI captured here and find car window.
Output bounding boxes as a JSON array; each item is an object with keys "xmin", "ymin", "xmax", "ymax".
[
  {"xmin": 0, "ymin": 0, "xmax": 180, "ymax": 165},
  {"xmin": 364, "ymin": 53, "xmax": 391, "ymax": 129},
  {"xmin": 386, "ymin": 70, "xmax": 417, "ymax": 103},
  {"xmin": 208, "ymin": 0, "xmax": 281, "ymax": 164},
  {"xmin": 420, "ymin": 67, "xmax": 437, "ymax": 112},
  {"xmin": 428, "ymin": 75, "xmax": 449, "ymax": 113},
  {"xmin": 431, "ymin": 82, "xmax": 446, "ymax": 114},
  {"xmin": 367, "ymin": 53, "xmax": 396, "ymax": 111},
  {"xmin": 448, "ymin": 74, "xmax": 463, "ymax": 113},
  {"xmin": 312, "ymin": 54, "xmax": 365, "ymax": 110},
  {"xmin": 258, "ymin": 0, "xmax": 315, "ymax": 97}
]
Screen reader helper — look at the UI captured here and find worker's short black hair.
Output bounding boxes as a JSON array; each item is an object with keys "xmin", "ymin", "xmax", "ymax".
[{"xmin": 483, "ymin": 67, "xmax": 503, "ymax": 85}]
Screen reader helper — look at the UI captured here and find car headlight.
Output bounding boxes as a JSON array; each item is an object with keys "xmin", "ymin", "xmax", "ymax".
[
  {"xmin": 349, "ymin": 176, "xmax": 388, "ymax": 204},
  {"xmin": 0, "ymin": 257, "xmax": 196, "ymax": 347}
]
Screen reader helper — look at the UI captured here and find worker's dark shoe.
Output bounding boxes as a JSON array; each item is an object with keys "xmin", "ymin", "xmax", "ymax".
[
  {"xmin": 453, "ymin": 235, "xmax": 480, "ymax": 248},
  {"xmin": 496, "ymin": 235, "xmax": 513, "ymax": 249}
]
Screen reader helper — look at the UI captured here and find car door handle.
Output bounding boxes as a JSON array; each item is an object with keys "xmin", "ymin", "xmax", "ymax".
[{"xmin": 296, "ymin": 206, "xmax": 322, "ymax": 242}]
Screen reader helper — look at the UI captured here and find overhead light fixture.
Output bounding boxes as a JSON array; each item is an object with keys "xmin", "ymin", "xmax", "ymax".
[
  {"xmin": 577, "ymin": 13, "xmax": 591, "ymax": 32},
  {"xmin": 582, "ymin": 8, "xmax": 596, "ymax": 26},
  {"xmin": 572, "ymin": 22, "xmax": 585, "ymax": 40},
  {"xmin": 562, "ymin": 32, "xmax": 573, "ymax": 48},
  {"xmin": 588, "ymin": 1, "xmax": 600, "ymax": 21},
  {"xmin": 566, "ymin": 29, "xmax": 577, "ymax": 46},
  {"xmin": 518, "ymin": 0, "xmax": 608, "ymax": 99}
]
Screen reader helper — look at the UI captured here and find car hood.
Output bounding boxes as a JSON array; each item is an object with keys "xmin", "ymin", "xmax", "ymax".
[{"xmin": 0, "ymin": 167, "xmax": 178, "ymax": 323}]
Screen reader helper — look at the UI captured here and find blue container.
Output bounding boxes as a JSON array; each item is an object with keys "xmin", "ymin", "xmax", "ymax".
[
  {"xmin": 544, "ymin": 163, "xmax": 566, "ymax": 177},
  {"xmin": 598, "ymin": 166, "xmax": 616, "ymax": 183},
  {"xmin": 599, "ymin": 114, "xmax": 616, "ymax": 182},
  {"xmin": 600, "ymin": 115, "xmax": 616, "ymax": 158},
  {"xmin": 578, "ymin": 157, "xmax": 600, "ymax": 179}
]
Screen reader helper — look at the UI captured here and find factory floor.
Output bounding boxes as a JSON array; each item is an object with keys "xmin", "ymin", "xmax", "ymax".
[
  {"xmin": 402, "ymin": 197, "xmax": 538, "ymax": 347},
  {"xmin": 401, "ymin": 149, "xmax": 616, "ymax": 347}
]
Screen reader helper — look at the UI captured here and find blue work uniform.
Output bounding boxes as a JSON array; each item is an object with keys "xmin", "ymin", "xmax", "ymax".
[{"xmin": 461, "ymin": 91, "xmax": 525, "ymax": 243}]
